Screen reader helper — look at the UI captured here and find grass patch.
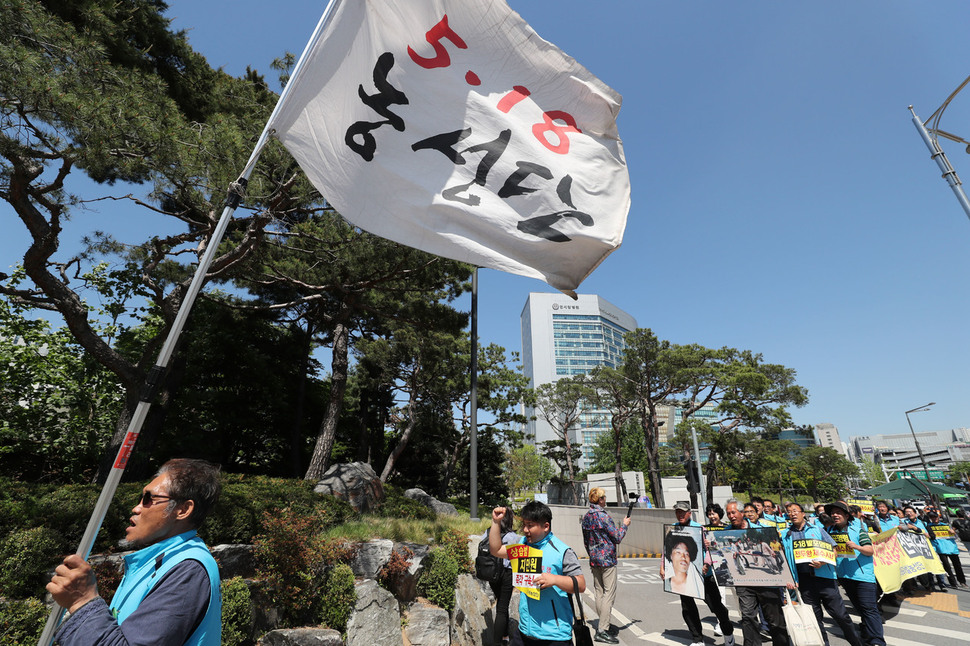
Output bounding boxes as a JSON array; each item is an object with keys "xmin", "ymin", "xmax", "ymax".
[{"xmin": 322, "ymin": 514, "xmax": 489, "ymax": 544}]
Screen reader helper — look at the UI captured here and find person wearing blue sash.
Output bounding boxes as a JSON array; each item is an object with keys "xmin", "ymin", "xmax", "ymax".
[
  {"xmin": 925, "ymin": 508, "xmax": 967, "ymax": 589},
  {"xmin": 901, "ymin": 504, "xmax": 944, "ymax": 592},
  {"xmin": 662, "ymin": 502, "xmax": 735, "ymax": 646},
  {"xmin": 873, "ymin": 501, "xmax": 899, "ymax": 533},
  {"xmin": 47, "ymin": 459, "xmax": 223, "ymax": 646},
  {"xmin": 780, "ymin": 502, "xmax": 861, "ymax": 646},
  {"xmin": 825, "ymin": 501, "xmax": 885, "ymax": 646},
  {"xmin": 490, "ymin": 501, "xmax": 586, "ymax": 646}
]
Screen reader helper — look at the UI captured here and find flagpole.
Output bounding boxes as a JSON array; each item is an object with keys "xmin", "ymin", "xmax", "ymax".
[
  {"xmin": 909, "ymin": 105, "xmax": 970, "ymax": 222},
  {"xmin": 37, "ymin": 3, "xmax": 345, "ymax": 644},
  {"xmin": 469, "ymin": 267, "xmax": 479, "ymax": 520}
]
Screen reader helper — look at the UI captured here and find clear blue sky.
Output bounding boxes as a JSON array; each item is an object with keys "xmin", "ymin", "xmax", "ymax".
[{"xmin": 4, "ymin": 1, "xmax": 969, "ymax": 443}]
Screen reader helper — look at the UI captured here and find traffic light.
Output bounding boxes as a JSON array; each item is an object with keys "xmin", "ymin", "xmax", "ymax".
[{"xmin": 686, "ymin": 458, "xmax": 700, "ymax": 494}]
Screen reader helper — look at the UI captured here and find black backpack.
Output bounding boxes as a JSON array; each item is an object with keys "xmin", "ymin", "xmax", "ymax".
[{"xmin": 474, "ymin": 535, "xmax": 504, "ymax": 584}]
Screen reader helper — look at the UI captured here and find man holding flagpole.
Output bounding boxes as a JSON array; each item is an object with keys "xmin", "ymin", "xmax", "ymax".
[{"xmin": 46, "ymin": 459, "xmax": 222, "ymax": 646}]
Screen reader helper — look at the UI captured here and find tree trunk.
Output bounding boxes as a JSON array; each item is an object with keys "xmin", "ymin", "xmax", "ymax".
[
  {"xmin": 304, "ymin": 315, "xmax": 350, "ymax": 481},
  {"xmin": 288, "ymin": 321, "xmax": 313, "ymax": 477},
  {"xmin": 380, "ymin": 389, "xmax": 420, "ymax": 482},
  {"xmin": 640, "ymin": 407, "xmax": 664, "ymax": 508},
  {"xmin": 613, "ymin": 423, "xmax": 625, "ymax": 504}
]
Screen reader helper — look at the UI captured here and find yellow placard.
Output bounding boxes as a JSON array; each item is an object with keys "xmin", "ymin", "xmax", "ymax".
[
  {"xmin": 507, "ymin": 544, "xmax": 543, "ymax": 600},
  {"xmin": 846, "ymin": 499, "xmax": 874, "ymax": 514},
  {"xmin": 830, "ymin": 532, "xmax": 855, "ymax": 559},
  {"xmin": 791, "ymin": 538, "xmax": 836, "ymax": 566},
  {"xmin": 872, "ymin": 528, "xmax": 945, "ymax": 593},
  {"xmin": 928, "ymin": 524, "xmax": 954, "ymax": 540}
]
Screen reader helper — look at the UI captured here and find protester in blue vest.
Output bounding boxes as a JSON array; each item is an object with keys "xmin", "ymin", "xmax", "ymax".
[
  {"xmin": 825, "ymin": 501, "xmax": 885, "ymax": 646},
  {"xmin": 725, "ymin": 499, "xmax": 789, "ymax": 646},
  {"xmin": 901, "ymin": 504, "xmax": 945, "ymax": 593},
  {"xmin": 662, "ymin": 502, "xmax": 735, "ymax": 646},
  {"xmin": 925, "ymin": 508, "xmax": 967, "ymax": 589},
  {"xmin": 873, "ymin": 500, "xmax": 899, "ymax": 533},
  {"xmin": 490, "ymin": 501, "xmax": 586, "ymax": 646},
  {"xmin": 47, "ymin": 459, "xmax": 222, "ymax": 646},
  {"xmin": 780, "ymin": 502, "xmax": 861, "ymax": 646}
]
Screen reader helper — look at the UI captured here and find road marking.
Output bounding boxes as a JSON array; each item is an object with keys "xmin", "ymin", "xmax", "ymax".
[{"xmin": 580, "ymin": 590, "xmax": 652, "ymax": 642}]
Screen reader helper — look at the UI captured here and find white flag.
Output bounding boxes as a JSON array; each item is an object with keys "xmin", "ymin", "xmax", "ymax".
[{"xmin": 269, "ymin": 0, "xmax": 630, "ymax": 294}]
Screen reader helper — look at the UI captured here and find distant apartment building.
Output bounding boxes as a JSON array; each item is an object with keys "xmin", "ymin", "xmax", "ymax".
[
  {"xmin": 815, "ymin": 423, "xmax": 846, "ymax": 456},
  {"xmin": 520, "ymin": 293, "xmax": 637, "ymax": 470}
]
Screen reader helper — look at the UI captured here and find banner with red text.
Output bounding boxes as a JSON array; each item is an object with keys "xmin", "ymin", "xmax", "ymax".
[
  {"xmin": 872, "ymin": 527, "xmax": 945, "ymax": 593},
  {"xmin": 269, "ymin": 0, "xmax": 630, "ymax": 294}
]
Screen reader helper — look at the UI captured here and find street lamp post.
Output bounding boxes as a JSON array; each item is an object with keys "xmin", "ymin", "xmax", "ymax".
[{"xmin": 904, "ymin": 402, "xmax": 935, "ymax": 482}]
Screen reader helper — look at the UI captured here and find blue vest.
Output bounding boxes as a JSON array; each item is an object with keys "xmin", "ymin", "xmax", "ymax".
[
  {"xmin": 875, "ymin": 514, "xmax": 899, "ymax": 530},
  {"xmin": 781, "ymin": 523, "xmax": 837, "ymax": 581},
  {"xmin": 829, "ymin": 520, "xmax": 874, "ymax": 583},
  {"xmin": 516, "ymin": 532, "xmax": 573, "ymax": 641},
  {"xmin": 927, "ymin": 523, "xmax": 960, "ymax": 555},
  {"xmin": 111, "ymin": 530, "xmax": 221, "ymax": 646}
]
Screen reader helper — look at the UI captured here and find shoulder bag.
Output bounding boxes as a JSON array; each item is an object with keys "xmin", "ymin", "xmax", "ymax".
[
  {"xmin": 781, "ymin": 587, "xmax": 824, "ymax": 646},
  {"xmin": 568, "ymin": 575, "xmax": 595, "ymax": 646}
]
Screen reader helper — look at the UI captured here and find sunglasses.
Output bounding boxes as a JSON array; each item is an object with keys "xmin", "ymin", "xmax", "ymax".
[{"xmin": 139, "ymin": 491, "xmax": 176, "ymax": 507}]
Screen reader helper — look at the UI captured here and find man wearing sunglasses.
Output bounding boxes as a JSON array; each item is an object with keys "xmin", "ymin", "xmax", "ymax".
[{"xmin": 47, "ymin": 459, "xmax": 222, "ymax": 646}]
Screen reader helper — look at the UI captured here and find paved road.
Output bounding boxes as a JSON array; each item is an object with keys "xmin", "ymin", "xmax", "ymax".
[{"xmin": 574, "ymin": 550, "xmax": 970, "ymax": 646}]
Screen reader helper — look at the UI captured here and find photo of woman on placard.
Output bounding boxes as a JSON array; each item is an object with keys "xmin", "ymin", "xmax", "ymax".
[{"xmin": 663, "ymin": 527, "xmax": 705, "ymax": 599}]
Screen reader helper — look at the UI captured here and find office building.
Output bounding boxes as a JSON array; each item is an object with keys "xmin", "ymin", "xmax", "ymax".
[
  {"xmin": 852, "ymin": 429, "xmax": 970, "ymax": 477},
  {"xmin": 520, "ymin": 293, "xmax": 637, "ymax": 469},
  {"xmin": 815, "ymin": 423, "xmax": 846, "ymax": 456}
]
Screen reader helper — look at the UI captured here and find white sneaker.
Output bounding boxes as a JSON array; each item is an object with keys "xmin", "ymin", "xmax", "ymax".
[
  {"xmin": 690, "ymin": 642, "xmax": 704, "ymax": 646},
  {"xmin": 723, "ymin": 635, "xmax": 736, "ymax": 646},
  {"xmin": 713, "ymin": 623, "xmax": 723, "ymax": 636}
]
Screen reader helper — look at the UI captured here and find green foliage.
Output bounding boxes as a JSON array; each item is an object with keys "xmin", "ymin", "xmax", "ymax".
[
  {"xmin": 252, "ymin": 506, "xmax": 354, "ymax": 627},
  {"xmin": 435, "ymin": 528, "xmax": 473, "ymax": 574},
  {"xmin": 0, "ymin": 295, "xmax": 122, "ymax": 483},
  {"xmin": 201, "ymin": 475, "xmax": 356, "ymax": 545},
  {"xmin": 418, "ymin": 548, "xmax": 462, "ymax": 611},
  {"xmin": 505, "ymin": 445, "xmax": 554, "ymax": 496},
  {"xmin": 0, "ymin": 527, "xmax": 63, "ymax": 598},
  {"xmin": 0, "ymin": 597, "xmax": 46, "ymax": 645},
  {"xmin": 318, "ymin": 563, "xmax": 357, "ymax": 633},
  {"xmin": 221, "ymin": 577, "xmax": 254, "ymax": 646},
  {"xmin": 378, "ymin": 485, "xmax": 435, "ymax": 521}
]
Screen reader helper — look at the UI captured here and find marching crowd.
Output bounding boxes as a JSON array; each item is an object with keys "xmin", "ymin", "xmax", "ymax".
[
  {"xmin": 483, "ymin": 493, "xmax": 970, "ymax": 646},
  {"xmin": 46, "ymin": 473, "xmax": 970, "ymax": 646}
]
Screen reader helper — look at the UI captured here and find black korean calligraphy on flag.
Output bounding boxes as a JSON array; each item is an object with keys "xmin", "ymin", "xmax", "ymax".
[{"xmin": 268, "ymin": 0, "xmax": 630, "ymax": 294}]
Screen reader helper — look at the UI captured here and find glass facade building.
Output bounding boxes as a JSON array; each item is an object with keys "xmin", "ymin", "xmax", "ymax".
[{"xmin": 520, "ymin": 293, "xmax": 637, "ymax": 469}]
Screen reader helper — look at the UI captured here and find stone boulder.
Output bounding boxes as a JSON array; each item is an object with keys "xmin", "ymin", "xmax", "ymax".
[
  {"xmin": 258, "ymin": 628, "xmax": 343, "ymax": 646},
  {"xmin": 404, "ymin": 488, "xmax": 458, "ymax": 516},
  {"xmin": 405, "ymin": 600, "xmax": 451, "ymax": 646},
  {"xmin": 350, "ymin": 539, "xmax": 393, "ymax": 579},
  {"xmin": 314, "ymin": 462, "xmax": 385, "ymax": 513},
  {"xmin": 346, "ymin": 579, "xmax": 402, "ymax": 646},
  {"xmin": 451, "ymin": 574, "xmax": 494, "ymax": 646},
  {"xmin": 385, "ymin": 542, "xmax": 429, "ymax": 603},
  {"xmin": 211, "ymin": 544, "xmax": 256, "ymax": 579}
]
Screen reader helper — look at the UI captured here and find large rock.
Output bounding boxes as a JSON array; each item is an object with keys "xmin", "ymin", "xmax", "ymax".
[
  {"xmin": 314, "ymin": 462, "xmax": 384, "ymax": 513},
  {"xmin": 211, "ymin": 544, "xmax": 256, "ymax": 579},
  {"xmin": 346, "ymin": 579, "xmax": 402, "ymax": 646},
  {"xmin": 386, "ymin": 543, "xmax": 429, "ymax": 603},
  {"xmin": 259, "ymin": 628, "xmax": 343, "ymax": 646},
  {"xmin": 451, "ymin": 574, "xmax": 494, "ymax": 646},
  {"xmin": 350, "ymin": 539, "xmax": 394, "ymax": 579},
  {"xmin": 404, "ymin": 488, "xmax": 458, "ymax": 516},
  {"xmin": 405, "ymin": 601, "xmax": 451, "ymax": 646}
]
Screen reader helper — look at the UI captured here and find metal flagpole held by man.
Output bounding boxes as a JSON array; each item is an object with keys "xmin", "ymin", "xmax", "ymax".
[
  {"xmin": 36, "ymin": 4, "xmax": 345, "ymax": 644},
  {"xmin": 40, "ymin": 1, "xmax": 631, "ymax": 639}
]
